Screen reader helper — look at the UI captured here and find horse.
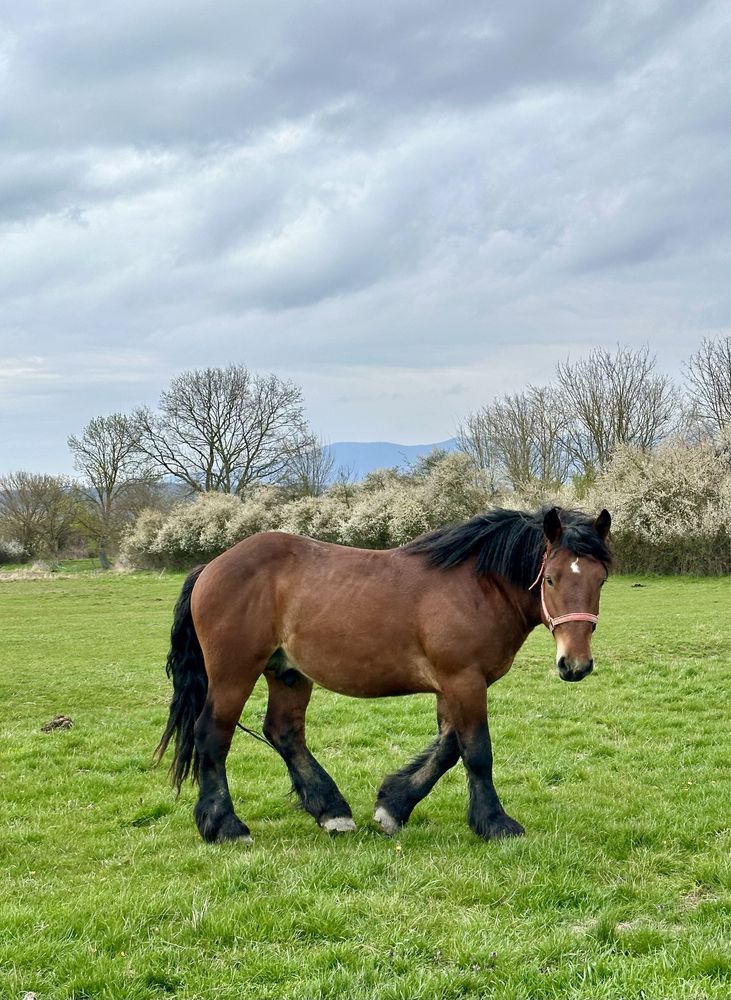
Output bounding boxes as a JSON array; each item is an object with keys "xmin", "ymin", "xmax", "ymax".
[{"xmin": 155, "ymin": 505, "xmax": 611, "ymax": 844}]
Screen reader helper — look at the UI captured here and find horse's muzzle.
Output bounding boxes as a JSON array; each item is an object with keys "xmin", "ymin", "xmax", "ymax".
[{"xmin": 557, "ymin": 656, "xmax": 594, "ymax": 682}]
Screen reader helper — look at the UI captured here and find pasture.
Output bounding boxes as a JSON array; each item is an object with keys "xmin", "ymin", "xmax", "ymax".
[{"xmin": 1, "ymin": 569, "xmax": 729, "ymax": 1000}]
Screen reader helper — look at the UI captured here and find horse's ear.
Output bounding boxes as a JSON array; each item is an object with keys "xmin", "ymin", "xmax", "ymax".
[
  {"xmin": 594, "ymin": 509, "xmax": 611, "ymax": 539},
  {"xmin": 543, "ymin": 507, "xmax": 562, "ymax": 544}
]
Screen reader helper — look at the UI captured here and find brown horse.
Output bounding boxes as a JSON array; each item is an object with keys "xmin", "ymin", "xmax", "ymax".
[{"xmin": 156, "ymin": 505, "xmax": 611, "ymax": 843}]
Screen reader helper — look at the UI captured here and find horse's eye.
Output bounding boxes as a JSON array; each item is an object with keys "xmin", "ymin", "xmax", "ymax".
[{"xmin": 546, "ymin": 577, "xmax": 554, "ymax": 587}]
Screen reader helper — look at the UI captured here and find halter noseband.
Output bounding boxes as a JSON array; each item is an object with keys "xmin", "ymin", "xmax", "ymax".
[{"xmin": 528, "ymin": 550, "xmax": 600, "ymax": 633}]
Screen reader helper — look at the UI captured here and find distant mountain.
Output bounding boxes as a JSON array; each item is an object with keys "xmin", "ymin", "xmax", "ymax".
[{"xmin": 326, "ymin": 438, "xmax": 459, "ymax": 481}]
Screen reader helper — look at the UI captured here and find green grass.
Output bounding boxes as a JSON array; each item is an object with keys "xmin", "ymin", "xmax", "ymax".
[
  {"xmin": 1, "ymin": 570, "xmax": 729, "ymax": 1000},
  {"xmin": 0, "ymin": 557, "xmax": 103, "ymax": 574}
]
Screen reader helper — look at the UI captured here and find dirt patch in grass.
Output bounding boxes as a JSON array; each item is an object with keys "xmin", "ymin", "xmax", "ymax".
[{"xmin": 679, "ymin": 887, "xmax": 716, "ymax": 911}]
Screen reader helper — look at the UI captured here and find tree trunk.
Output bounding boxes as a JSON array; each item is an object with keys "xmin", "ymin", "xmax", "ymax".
[{"xmin": 98, "ymin": 540, "xmax": 111, "ymax": 570}]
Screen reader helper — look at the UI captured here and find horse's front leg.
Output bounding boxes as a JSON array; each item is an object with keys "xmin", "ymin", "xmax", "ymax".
[
  {"xmin": 443, "ymin": 672, "xmax": 524, "ymax": 840},
  {"xmin": 374, "ymin": 698, "xmax": 460, "ymax": 835}
]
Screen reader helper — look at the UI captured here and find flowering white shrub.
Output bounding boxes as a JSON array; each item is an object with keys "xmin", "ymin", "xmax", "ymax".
[
  {"xmin": 419, "ymin": 451, "xmax": 488, "ymax": 528},
  {"xmin": 338, "ymin": 454, "xmax": 484, "ymax": 548},
  {"xmin": 585, "ymin": 442, "xmax": 731, "ymax": 573},
  {"xmin": 344, "ymin": 485, "xmax": 431, "ymax": 548},
  {"xmin": 151, "ymin": 493, "xmax": 243, "ymax": 566},
  {"xmin": 120, "ymin": 493, "xmax": 266, "ymax": 568},
  {"xmin": 119, "ymin": 445, "xmax": 731, "ymax": 574},
  {"xmin": 339, "ymin": 489, "xmax": 396, "ymax": 548},
  {"xmin": 359, "ymin": 468, "xmax": 404, "ymax": 493},
  {"xmin": 387, "ymin": 489, "xmax": 432, "ymax": 545},
  {"xmin": 119, "ymin": 508, "xmax": 166, "ymax": 568},
  {"xmin": 225, "ymin": 489, "xmax": 281, "ymax": 547},
  {"xmin": 276, "ymin": 495, "xmax": 348, "ymax": 542},
  {"xmin": 508, "ymin": 481, "xmax": 578, "ymax": 512},
  {"xmin": 0, "ymin": 537, "xmax": 28, "ymax": 565}
]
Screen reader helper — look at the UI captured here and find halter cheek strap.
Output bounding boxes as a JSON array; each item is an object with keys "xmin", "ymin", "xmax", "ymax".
[{"xmin": 528, "ymin": 551, "xmax": 600, "ymax": 634}]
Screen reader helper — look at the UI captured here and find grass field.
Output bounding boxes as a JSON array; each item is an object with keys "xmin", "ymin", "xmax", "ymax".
[{"xmin": 1, "ymin": 568, "xmax": 729, "ymax": 1000}]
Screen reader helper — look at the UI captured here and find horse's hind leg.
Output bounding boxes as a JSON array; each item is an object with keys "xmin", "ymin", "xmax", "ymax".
[
  {"xmin": 374, "ymin": 698, "xmax": 460, "ymax": 835},
  {"xmin": 194, "ymin": 670, "xmax": 260, "ymax": 843},
  {"xmin": 263, "ymin": 671, "xmax": 355, "ymax": 833}
]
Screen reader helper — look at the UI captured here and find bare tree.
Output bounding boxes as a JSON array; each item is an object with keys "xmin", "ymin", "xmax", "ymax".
[
  {"xmin": 458, "ymin": 386, "xmax": 571, "ymax": 490},
  {"xmin": 134, "ymin": 366, "xmax": 307, "ymax": 495},
  {"xmin": 683, "ymin": 336, "xmax": 731, "ymax": 436},
  {"xmin": 456, "ymin": 409, "xmax": 499, "ymax": 491},
  {"xmin": 329, "ymin": 463, "xmax": 358, "ymax": 508},
  {"xmin": 68, "ymin": 413, "xmax": 159, "ymax": 568},
  {"xmin": 484, "ymin": 393, "xmax": 535, "ymax": 488},
  {"xmin": 556, "ymin": 345, "xmax": 677, "ymax": 474},
  {"xmin": 0, "ymin": 471, "xmax": 79, "ymax": 561},
  {"xmin": 280, "ymin": 434, "xmax": 335, "ymax": 498},
  {"xmin": 526, "ymin": 385, "xmax": 574, "ymax": 487}
]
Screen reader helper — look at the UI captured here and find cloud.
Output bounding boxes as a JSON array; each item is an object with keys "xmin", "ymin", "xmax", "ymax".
[{"xmin": 0, "ymin": 0, "xmax": 728, "ymax": 473}]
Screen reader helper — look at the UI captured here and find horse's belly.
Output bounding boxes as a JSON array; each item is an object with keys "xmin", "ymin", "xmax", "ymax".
[{"xmin": 280, "ymin": 641, "xmax": 439, "ymax": 699}]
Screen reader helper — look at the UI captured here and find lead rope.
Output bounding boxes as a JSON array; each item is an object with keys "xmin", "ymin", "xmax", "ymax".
[{"xmin": 235, "ymin": 721, "xmax": 277, "ymax": 750}]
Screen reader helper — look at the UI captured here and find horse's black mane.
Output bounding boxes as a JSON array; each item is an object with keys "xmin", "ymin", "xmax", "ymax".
[{"xmin": 404, "ymin": 507, "xmax": 611, "ymax": 589}]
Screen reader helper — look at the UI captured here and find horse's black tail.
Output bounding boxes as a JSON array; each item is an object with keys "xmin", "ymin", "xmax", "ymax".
[{"xmin": 154, "ymin": 565, "xmax": 208, "ymax": 792}]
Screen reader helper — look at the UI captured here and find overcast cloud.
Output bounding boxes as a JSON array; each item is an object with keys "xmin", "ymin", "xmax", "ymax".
[{"xmin": 1, "ymin": 0, "xmax": 729, "ymax": 473}]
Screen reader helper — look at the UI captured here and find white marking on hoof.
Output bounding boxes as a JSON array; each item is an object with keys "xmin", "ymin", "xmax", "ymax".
[
  {"xmin": 570, "ymin": 558, "xmax": 581, "ymax": 574},
  {"xmin": 374, "ymin": 806, "xmax": 401, "ymax": 836},
  {"xmin": 321, "ymin": 816, "xmax": 356, "ymax": 833},
  {"xmin": 217, "ymin": 834, "xmax": 253, "ymax": 845}
]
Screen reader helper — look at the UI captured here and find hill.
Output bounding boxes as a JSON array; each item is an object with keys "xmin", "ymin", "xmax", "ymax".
[{"xmin": 326, "ymin": 438, "xmax": 458, "ymax": 480}]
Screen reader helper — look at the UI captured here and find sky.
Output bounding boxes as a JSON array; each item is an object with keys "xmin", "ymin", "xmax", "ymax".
[{"xmin": 1, "ymin": 0, "xmax": 729, "ymax": 475}]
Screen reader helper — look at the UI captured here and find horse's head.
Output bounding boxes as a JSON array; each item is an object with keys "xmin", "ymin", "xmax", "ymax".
[{"xmin": 536, "ymin": 507, "xmax": 611, "ymax": 682}]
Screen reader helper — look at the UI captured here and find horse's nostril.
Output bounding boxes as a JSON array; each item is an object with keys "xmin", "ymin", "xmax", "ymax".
[{"xmin": 557, "ymin": 656, "xmax": 593, "ymax": 681}]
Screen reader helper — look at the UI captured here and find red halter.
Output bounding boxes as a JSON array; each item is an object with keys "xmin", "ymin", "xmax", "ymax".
[{"xmin": 528, "ymin": 550, "xmax": 600, "ymax": 634}]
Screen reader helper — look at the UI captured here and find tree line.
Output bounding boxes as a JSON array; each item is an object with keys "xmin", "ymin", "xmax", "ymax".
[
  {"xmin": 458, "ymin": 339, "xmax": 730, "ymax": 493},
  {"xmin": 0, "ymin": 367, "xmax": 334, "ymax": 566},
  {"xmin": 0, "ymin": 338, "xmax": 729, "ymax": 567}
]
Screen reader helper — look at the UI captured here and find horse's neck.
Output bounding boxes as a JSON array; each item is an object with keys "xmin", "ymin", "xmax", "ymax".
[{"xmin": 480, "ymin": 574, "xmax": 543, "ymax": 653}]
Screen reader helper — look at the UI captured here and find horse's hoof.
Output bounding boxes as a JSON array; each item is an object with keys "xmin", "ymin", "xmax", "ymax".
[
  {"xmin": 321, "ymin": 816, "xmax": 357, "ymax": 834},
  {"xmin": 219, "ymin": 832, "xmax": 254, "ymax": 845},
  {"xmin": 476, "ymin": 814, "xmax": 525, "ymax": 840},
  {"xmin": 373, "ymin": 806, "xmax": 401, "ymax": 836},
  {"xmin": 214, "ymin": 814, "xmax": 253, "ymax": 844}
]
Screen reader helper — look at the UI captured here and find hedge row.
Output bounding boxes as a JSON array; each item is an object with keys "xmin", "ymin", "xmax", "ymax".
[{"xmin": 120, "ymin": 443, "xmax": 731, "ymax": 575}]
